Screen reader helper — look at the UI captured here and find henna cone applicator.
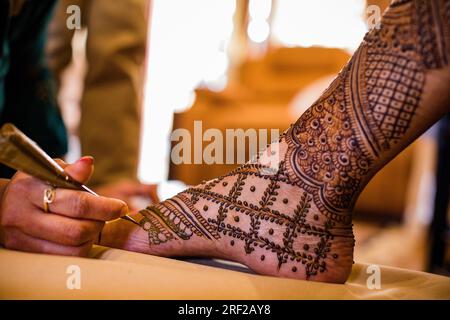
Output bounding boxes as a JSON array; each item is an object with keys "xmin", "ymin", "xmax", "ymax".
[{"xmin": 0, "ymin": 123, "xmax": 139, "ymax": 226}]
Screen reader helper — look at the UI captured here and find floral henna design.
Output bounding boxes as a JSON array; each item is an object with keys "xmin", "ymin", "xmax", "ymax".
[
  {"xmin": 286, "ymin": 0, "xmax": 450, "ymax": 222},
  {"xmin": 138, "ymin": 0, "xmax": 450, "ymax": 280},
  {"xmin": 284, "ymin": 67, "xmax": 370, "ymax": 224}
]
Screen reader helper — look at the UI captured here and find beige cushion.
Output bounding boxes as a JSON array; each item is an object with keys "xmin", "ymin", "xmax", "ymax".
[{"xmin": 0, "ymin": 246, "xmax": 448, "ymax": 299}]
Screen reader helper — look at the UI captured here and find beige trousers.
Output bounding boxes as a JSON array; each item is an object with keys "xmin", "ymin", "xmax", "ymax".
[{"xmin": 47, "ymin": 0, "xmax": 149, "ymax": 187}]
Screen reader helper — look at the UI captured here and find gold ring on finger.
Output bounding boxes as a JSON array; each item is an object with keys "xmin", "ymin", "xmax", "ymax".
[{"xmin": 43, "ymin": 186, "xmax": 56, "ymax": 213}]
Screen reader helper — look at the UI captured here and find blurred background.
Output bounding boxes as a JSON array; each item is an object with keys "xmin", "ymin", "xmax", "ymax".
[{"xmin": 55, "ymin": 0, "xmax": 449, "ymax": 276}]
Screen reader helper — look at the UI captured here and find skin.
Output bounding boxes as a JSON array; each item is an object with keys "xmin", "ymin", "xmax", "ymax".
[
  {"xmin": 1, "ymin": 0, "xmax": 450, "ymax": 284},
  {"xmin": 0, "ymin": 157, "xmax": 129, "ymax": 256},
  {"xmin": 100, "ymin": 0, "xmax": 450, "ymax": 283}
]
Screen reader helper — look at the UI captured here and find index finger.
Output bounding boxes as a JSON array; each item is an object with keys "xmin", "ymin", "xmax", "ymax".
[{"xmin": 28, "ymin": 180, "xmax": 128, "ymax": 221}]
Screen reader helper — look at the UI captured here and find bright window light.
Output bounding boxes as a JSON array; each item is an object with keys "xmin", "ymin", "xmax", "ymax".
[
  {"xmin": 271, "ymin": 0, "xmax": 367, "ymax": 51},
  {"xmin": 247, "ymin": 20, "xmax": 270, "ymax": 43},
  {"xmin": 249, "ymin": 0, "xmax": 272, "ymax": 20},
  {"xmin": 138, "ymin": 0, "xmax": 236, "ymax": 183},
  {"xmin": 247, "ymin": 0, "xmax": 272, "ymax": 44}
]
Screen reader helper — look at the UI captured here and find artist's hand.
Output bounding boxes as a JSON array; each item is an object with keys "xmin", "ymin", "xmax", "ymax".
[
  {"xmin": 94, "ymin": 180, "xmax": 159, "ymax": 211},
  {"xmin": 0, "ymin": 157, "xmax": 128, "ymax": 256}
]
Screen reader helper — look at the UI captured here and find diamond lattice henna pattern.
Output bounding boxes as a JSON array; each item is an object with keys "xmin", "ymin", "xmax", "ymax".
[{"xmin": 139, "ymin": 162, "xmax": 350, "ymax": 278}]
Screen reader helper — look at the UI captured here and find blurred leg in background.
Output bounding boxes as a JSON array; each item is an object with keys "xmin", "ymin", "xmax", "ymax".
[{"xmin": 46, "ymin": 0, "xmax": 158, "ymax": 208}]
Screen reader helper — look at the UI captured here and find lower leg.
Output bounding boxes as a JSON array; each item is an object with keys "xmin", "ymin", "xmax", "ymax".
[{"xmin": 101, "ymin": 0, "xmax": 450, "ymax": 283}]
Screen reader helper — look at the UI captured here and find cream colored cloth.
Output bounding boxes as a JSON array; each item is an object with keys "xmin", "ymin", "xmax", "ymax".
[{"xmin": 0, "ymin": 246, "xmax": 449, "ymax": 299}]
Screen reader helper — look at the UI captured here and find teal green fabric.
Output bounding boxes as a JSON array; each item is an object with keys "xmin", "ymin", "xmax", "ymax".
[{"xmin": 0, "ymin": 0, "xmax": 68, "ymax": 178}]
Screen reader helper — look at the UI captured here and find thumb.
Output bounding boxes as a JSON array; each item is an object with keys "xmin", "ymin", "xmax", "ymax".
[{"xmin": 61, "ymin": 156, "xmax": 95, "ymax": 184}]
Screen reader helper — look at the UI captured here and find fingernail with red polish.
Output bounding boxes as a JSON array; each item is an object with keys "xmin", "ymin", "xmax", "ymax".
[{"xmin": 79, "ymin": 156, "xmax": 94, "ymax": 165}]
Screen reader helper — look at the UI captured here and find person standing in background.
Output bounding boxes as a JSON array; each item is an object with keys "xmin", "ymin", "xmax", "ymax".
[
  {"xmin": 0, "ymin": 0, "xmax": 68, "ymax": 173},
  {"xmin": 46, "ymin": 0, "xmax": 158, "ymax": 207},
  {"xmin": 0, "ymin": 0, "xmax": 130, "ymax": 256}
]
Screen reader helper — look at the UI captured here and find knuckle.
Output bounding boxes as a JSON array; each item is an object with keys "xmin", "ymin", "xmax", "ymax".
[
  {"xmin": 0, "ymin": 208, "xmax": 18, "ymax": 227},
  {"xmin": 96, "ymin": 199, "xmax": 123, "ymax": 221},
  {"xmin": 108, "ymin": 201, "xmax": 126, "ymax": 220},
  {"xmin": 70, "ymin": 193, "xmax": 89, "ymax": 217},
  {"xmin": 6, "ymin": 176, "xmax": 38, "ymax": 209},
  {"xmin": 8, "ymin": 177, "xmax": 27, "ymax": 195},
  {"xmin": 74, "ymin": 241, "xmax": 93, "ymax": 257},
  {"xmin": 10, "ymin": 171, "xmax": 27, "ymax": 182},
  {"xmin": 65, "ymin": 223, "xmax": 89, "ymax": 245},
  {"xmin": 3, "ymin": 232, "xmax": 19, "ymax": 249}
]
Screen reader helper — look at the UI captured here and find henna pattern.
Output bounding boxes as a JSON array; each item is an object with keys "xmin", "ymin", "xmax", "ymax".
[
  {"xmin": 138, "ymin": 0, "xmax": 450, "ymax": 280},
  {"xmin": 286, "ymin": 0, "xmax": 450, "ymax": 221},
  {"xmin": 139, "ymin": 162, "xmax": 348, "ymax": 279},
  {"xmin": 284, "ymin": 67, "xmax": 371, "ymax": 222}
]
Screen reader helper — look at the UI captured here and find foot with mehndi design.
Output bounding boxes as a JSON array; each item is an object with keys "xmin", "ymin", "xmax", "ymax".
[{"xmin": 100, "ymin": 0, "xmax": 450, "ymax": 283}]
